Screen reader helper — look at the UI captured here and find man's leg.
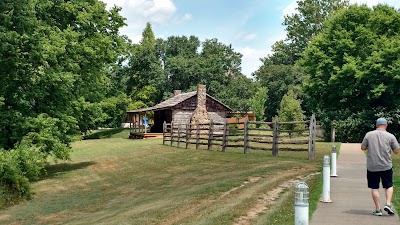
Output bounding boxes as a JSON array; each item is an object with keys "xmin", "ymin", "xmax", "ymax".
[
  {"xmin": 385, "ymin": 187, "xmax": 393, "ymax": 205},
  {"xmin": 382, "ymin": 168, "xmax": 395, "ymax": 214},
  {"xmin": 367, "ymin": 170, "xmax": 381, "ymax": 210},
  {"xmin": 372, "ymin": 189, "xmax": 381, "ymax": 210}
]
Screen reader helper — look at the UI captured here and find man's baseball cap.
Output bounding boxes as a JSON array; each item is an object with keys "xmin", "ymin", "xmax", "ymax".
[{"xmin": 376, "ymin": 118, "xmax": 388, "ymax": 125}]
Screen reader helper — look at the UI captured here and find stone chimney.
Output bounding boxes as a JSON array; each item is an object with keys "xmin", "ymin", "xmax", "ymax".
[
  {"xmin": 173, "ymin": 90, "xmax": 182, "ymax": 96},
  {"xmin": 190, "ymin": 84, "xmax": 209, "ymax": 125}
]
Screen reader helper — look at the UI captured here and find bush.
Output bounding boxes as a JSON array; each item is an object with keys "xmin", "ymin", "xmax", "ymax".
[
  {"xmin": 0, "ymin": 144, "xmax": 46, "ymax": 207},
  {"xmin": 319, "ymin": 108, "xmax": 400, "ymax": 143}
]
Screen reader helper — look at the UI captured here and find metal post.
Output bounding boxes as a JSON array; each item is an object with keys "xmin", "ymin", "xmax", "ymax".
[
  {"xmin": 322, "ymin": 155, "xmax": 332, "ymax": 202},
  {"xmin": 331, "ymin": 146, "xmax": 338, "ymax": 177},
  {"xmin": 295, "ymin": 182, "xmax": 309, "ymax": 225}
]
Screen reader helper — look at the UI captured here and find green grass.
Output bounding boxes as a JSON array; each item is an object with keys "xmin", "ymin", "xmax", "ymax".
[
  {"xmin": 83, "ymin": 128, "xmax": 130, "ymax": 139},
  {"xmin": 391, "ymin": 153, "xmax": 400, "ymax": 210},
  {"xmin": 0, "ymin": 131, "xmax": 337, "ymax": 225}
]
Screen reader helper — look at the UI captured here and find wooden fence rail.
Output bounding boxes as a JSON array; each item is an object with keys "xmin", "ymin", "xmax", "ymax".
[{"xmin": 163, "ymin": 114, "xmax": 317, "ymax": 160}]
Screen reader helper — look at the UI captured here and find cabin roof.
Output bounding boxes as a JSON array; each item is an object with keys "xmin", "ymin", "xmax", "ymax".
[{"xmin": 127, "ymin": 91, "xmax": 232, "ymax": 113}]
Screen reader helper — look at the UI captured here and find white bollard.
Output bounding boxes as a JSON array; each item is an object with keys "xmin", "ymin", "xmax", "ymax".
[
  {"xmin": 331, "ymin": 146, "xmax": 338, "ymax": 177},
  {"xmin": 295, "ymin": 182, "xmax": 309, "ymax": 225},
  {"xmin": 322, "ymin": 155, "xmax": 332, "ymax": 202}
]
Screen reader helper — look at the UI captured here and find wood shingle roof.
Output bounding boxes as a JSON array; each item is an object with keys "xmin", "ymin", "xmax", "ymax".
[{"xmin": 127, "ymin": 91, "xmax": 232, "ymax": 113}]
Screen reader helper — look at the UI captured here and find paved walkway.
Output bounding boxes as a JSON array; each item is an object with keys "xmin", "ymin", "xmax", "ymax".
[{"xmin": 310, "ymin": 143, "xmax": 400, "ymax": 225}]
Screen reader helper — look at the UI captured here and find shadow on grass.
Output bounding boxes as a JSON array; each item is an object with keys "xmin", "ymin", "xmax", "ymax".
[
  {"xmin": 83, "ymin": 128, "xmax": 125, "ymax": 140},
  {"xmin": 40, "ymin": 161, "xmax": 96, "ymax": 180}
]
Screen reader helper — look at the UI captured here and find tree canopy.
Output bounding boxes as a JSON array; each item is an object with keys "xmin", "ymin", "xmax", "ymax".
[
  {"xmin": 0, "ymin": 0, "xmax": 128, "ymax": 156},
  {"xmin": 301, "ymin": 4, "xmax": 400, "ymax": 141},
  {"xmin": 302, "ymin": 4, "xmax": 400, "ymax": 112}
]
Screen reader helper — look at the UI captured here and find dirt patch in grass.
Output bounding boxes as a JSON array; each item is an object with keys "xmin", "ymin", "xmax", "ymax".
[
  {"xmin": 159, "ymin": 176, "xmax": 264, "ymax": 225},
  {"xmin": 0, "ymin": 214, "xmax": 11, "ymax": 222},
  {"xmin": 36, "ymin": 183, "xmax": 69, "ymax": 194},
  {"xmin": 159, "ymin": 199, "xmax": 213, "ymax": 225},
  {"xmin": 37, "ymin": 210, "xmax": 88, "ymax": 224},
  {"xmin": 89, "ymin": 161, "xmax": 119, "ymax": 172},
  {"xmin": 233, "ymin": 169, "xmax": 319, "ymax": 225},
  {"xmin": 219, "ymin": 176, "xmax": 262, "ymax": 199}
]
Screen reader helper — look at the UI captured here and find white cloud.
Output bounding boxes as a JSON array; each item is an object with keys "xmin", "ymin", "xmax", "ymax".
[
  {"xmin": 180, "ymin": 13, "xmax": 193, "ymax": 23},
  {"xmin": 243, "ymin": 33, "xmax": 257, "ymax": 41},
  {"xmin": 237, "ymin": 32, "xmax": 287, "ymax": 77},
  {"xmin": 282, "ymin": 1, "xmax": 298, "ymax": 18},
  {"xmin": 100, "ymin": 0, "xmax": 190, "ymax": 43},
  {"xmin": 282, "ymin": 0, "xmax": 400, "ymax": 19},
  {"xmin": 349, "ymin": 0, "xmax": 400, "ymax": 8},
  {"xmin": 237, "ymin": 47, "xmax": 269, "ymax": 77}
]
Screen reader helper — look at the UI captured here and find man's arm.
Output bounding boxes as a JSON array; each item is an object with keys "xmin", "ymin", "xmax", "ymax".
[
  {"xmin": 361, "ymin": 135, "xmax": 368, "ymax": 151},
  {"xmin": 390, "ymin": 137, "xmax": 399, "ymax": 154}
]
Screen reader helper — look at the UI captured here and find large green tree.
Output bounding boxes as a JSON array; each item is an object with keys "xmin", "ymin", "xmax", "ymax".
[
  {"xmin": 253, "ymin": 65, "xmax": 304, "ymax": 119},
  {"xmin": 301, "ymin": 4, "xmax": 400, "ymax": 141},
  {"xmin": 213, "ymin": 75, "xmax": 258, "ymax": 112},
  {"xmin": 254, "ymin": 0, "xmax": 347, "ymax": 120},
  {"xmin": 0, "ymin": 0, "xmax": 127, "ymax": 157},
  {"xmin": 282, "ymin": 0, "xmax": 349, "ymax": 63},
  {"xmin": 126, "ymin": 23, "xmax": 165, "ymax": 107}
]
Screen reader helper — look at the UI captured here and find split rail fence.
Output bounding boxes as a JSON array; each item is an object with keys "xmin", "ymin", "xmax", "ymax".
[{"xmin": 163, "ymin": 114, "xmax": 317, "ymax": 160}]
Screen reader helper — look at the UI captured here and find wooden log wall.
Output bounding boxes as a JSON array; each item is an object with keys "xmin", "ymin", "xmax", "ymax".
[{"xmin": 162, "ymin": 114, "xmax": 317, "ymax": 160}]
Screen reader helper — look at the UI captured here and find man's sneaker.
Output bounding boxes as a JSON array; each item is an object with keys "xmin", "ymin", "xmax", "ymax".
[
  {"xmin": 373, "ymin": 209, "xmax": 383, "ymax": 216},
  {"xmin": 384, "ymin": 205, "xmax": 395, "ymax": 215}
]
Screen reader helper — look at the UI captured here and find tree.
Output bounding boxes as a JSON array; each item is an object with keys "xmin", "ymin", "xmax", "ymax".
[
  {"xmin": 200, "ymin": 39, "xmax": 243, "ymax": 96},
  {"xmin": 253, "ymin": 64, "xmax": 304, "ymax": 120},
  {"xmin": 126, "ymin": 23, "xmax": 165, "ymax": 105},
  {"xmin": 301, "ymin": 4, "xmax": 400, "ymax": 141},
  {"xmin": 253, "ymin": 0, "xmax": 347, "ymax": 120},
  {"xmin": 250, "ymin": 87, "xmax": 268, "ymax": 121},
  {"xmin": 302, "ymin": 4, "xmax": 400, "ymax": 112},
  {"xmin": 278, "ymin": 90, "xmax": 305, "ymax": 136},
  {"xmin": 213, "ymin": 75, "xmax": 258, "ymax": 112},
  {"xmin": 0, "ymin": 0, "xmax": 128, "ymax": 201},
  {"xmin": 0, "ymin": 0, "xmax": 127, "ymax": 156},
  {"xmin": 283, "ymin": 0, "xmax": 349, "ymax": 62}
]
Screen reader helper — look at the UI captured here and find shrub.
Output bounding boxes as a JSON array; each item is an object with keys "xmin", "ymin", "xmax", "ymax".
[
  {"xmin": 319, "ymin": 108, "xmax": 400, "ymax": 143},
  {"xmin": 0, "ymin": 144, "xmax": 46, "ymax": 207}
]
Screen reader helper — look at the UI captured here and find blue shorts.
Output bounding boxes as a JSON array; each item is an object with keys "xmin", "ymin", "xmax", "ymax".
[{"xmin": 367, "ymin": 168, "xmax": 393, "ymax": 189}]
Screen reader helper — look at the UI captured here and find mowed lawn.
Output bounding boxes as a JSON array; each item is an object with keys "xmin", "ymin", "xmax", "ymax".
[{"xmin": 0, "ymin": 130, "xmax": 337, "ymax": 225}]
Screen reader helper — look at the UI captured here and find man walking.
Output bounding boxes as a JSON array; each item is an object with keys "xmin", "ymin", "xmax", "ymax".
[{"xmin": 361, "ymin": 118, "xmax": 399, "ymax": 216}]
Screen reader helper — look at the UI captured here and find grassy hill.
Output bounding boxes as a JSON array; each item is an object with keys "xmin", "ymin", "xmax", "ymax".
[{"xmin": 0, "ymin": 129, "xmax": 337, "ymax": 225}]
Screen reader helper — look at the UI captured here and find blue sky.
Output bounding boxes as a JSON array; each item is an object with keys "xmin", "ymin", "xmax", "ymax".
[{"xmin": 101, "ymin": 0, "xmax": 400, "ymax": 77}]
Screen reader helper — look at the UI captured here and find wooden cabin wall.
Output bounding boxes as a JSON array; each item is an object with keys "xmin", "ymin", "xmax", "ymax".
[
  {"xmin": 208, "ymin": 111, "xmax": 226, "ymax": 124},
  {"xmin": 172, "ymin": 110, "xmax": 193, "ymax": 124},
  {"xmin": 171, "ymin": 95, "xmax": 229, "ymax": 125}
]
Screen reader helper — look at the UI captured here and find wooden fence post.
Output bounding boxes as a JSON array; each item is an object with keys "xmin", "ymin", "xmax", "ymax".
[
  {"xmin": 208, "ymin": 120, "xmax": 213, "ymax": 150},
  {"xmin": 222, "ymin": 121, "xmax": 228, "ymax": 152},
  {"xmin": 308, "ymin": 114, "xmax": 316, "ymax": 160},
  {"xmin": 331, "ymin": 127, "xmax": 336, "ymax": 143},
  {"xmin": 185, "ymin": 124, "xmax": 190, "ymax": 149},
  {"xmin": 170, "ymin": 123, "xmax": 174, "ymax": 146},
  {"xmin": 162, "ymin": 121, "xmax": 166, "ymax": 145},
  {"xmin": 177, "ymin": 124, "xmax": 182, "ymax": 148},
  {"xmin": 272, "ymin": 116, "xmax": 279, "ymax": 156},
  {"xmin": 196, "ymin": 122, "xmax": 200, "ymax": 150},
  {"xmin": 244, "ymin": 117, "xmax": 249, "ymax": 154}
]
